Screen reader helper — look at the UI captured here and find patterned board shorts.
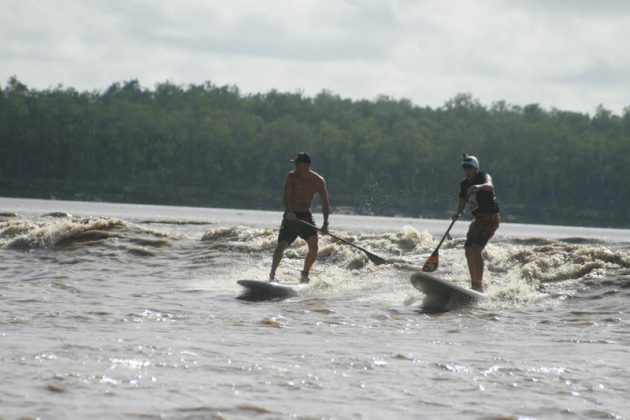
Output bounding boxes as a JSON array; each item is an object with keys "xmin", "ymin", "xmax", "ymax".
[{"xmin": 465, "ymin": 213, "xmax": 500, "ymax": 248}]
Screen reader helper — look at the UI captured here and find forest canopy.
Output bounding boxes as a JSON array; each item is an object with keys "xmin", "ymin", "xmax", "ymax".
[{"xmin": 1, "ymin": 77, "xmax": 629, "ymax": 227}]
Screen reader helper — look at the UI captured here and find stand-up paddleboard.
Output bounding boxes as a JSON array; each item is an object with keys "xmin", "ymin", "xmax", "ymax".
[
  {"xmin": 237, "ymin": 280, "xmax": 306, "ymax": 301},
  {"xmin": 410, "ymin": 271, "xmax": 485, "ymax": 312}
]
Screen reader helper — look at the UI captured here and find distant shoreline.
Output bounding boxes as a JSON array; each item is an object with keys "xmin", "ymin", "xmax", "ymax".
[{"xmin": 1, "ymin": 193, "xmax": 628, "ymax": 231}]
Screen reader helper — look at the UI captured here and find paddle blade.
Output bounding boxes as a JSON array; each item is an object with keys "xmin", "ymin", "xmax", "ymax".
[
  {"xmin": 422, "ymin": 253, "xmax": 439, "ymax": 272},
  {"xmin": 366, "ymin": 252, "xmax": 388, "ymax": 266}
]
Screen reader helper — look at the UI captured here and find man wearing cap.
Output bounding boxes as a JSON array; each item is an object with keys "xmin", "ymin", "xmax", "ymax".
[
  {"xmin": 269, "ymin": 152, "xmax": 330, "ymax": 283},
  {"xmin": 453, "ymin": 154, "xmax": 500, "ymax": 292}
]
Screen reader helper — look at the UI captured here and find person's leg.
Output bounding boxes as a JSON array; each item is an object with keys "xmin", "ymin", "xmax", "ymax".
[
  {"xmin": 270, "ymin": 241, "xmax": 289, "ymax": 282},
  {"xmin": 468, "ymin": 244, "xmax": 485, "ymax": 292},
  {"xmin": 301, "ymin": 235, "xmax": 319, "ymax": 283},
  {"xmin": 469, "ymin": 213, "xmax": 499, "ymax": 292},
  {"xmin": 465, "ymin": 221, "xmax": 478, "ymax": 289},
  {"xmin": 465, "ymin": 245, "xmax": 480, "ymax": 290}
]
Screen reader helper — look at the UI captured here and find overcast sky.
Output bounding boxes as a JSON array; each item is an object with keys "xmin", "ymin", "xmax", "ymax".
[{"xmin": 1, "ymin": 0, "xmax": 629, "ymax": 114}]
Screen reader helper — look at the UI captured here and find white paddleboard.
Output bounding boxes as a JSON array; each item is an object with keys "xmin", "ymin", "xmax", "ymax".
[
  {"xmin": 237, "ymin": 279, "xmax": 306, "ymax": 301},
  {"xmin": 410, "ymin": 271, "xmax": 485, "ymax": 312}
]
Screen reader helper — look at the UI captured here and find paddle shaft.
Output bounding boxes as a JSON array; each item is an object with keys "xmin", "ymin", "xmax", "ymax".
[
  {"xmin": 430, "ymin": 216, "xmax": 459, "ymax": 256},
  {"xmin": 298, "ymin": 219, "xmax": 369, "ymax": 251},
  {"xmin": 296, "ymin": 219, "xmax": 387, "ymax": 265},
  {"xmin": 428, "ymin": 194, "xmax": 470, "ymax": 257}
]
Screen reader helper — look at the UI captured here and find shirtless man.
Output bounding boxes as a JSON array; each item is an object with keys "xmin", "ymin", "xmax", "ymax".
[{"xmin": 269, "ymin": 152, "xmax": 330, "ymax": 283}]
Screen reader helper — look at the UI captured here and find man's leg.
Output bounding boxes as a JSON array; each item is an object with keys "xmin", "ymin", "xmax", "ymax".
[
  {"xmin": 466, "ymin": 244, "xmax": 485, "ymax": 292},
  {"xmin": 301, "ymin": 235, "xmax": 319, "ymax": 282},
  {"xmin": 465, "ymin": 245, "xmax": 477, "ymax": 287},
  {"xmin": 270, "ymin": 241, "xmax": 289, "ymax": 282}
]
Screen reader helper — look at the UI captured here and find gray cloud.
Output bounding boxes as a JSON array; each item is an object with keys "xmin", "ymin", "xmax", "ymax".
[
  {"xmin": 505, "ymin": 0, "xmax": 630, "ymax": 17},
  {"xmin": 0, "ymin": 0, "xmax": 628, "ymax": 113},
  {"xmin": 76, "ymin": 0, "xmax": 401, "ymax": 62},
  {"xmin": 547, "ymin": 60, "xmax": 630, "ymax": 86}
]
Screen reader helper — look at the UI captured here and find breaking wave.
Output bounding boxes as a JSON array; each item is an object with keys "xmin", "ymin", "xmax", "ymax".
[
  {"xmin": 3, "ymin": 210, "xmax": 628, "ymax": 309},
  {"xmin": 0, "ymin": 214, "xmax": 172, "ymax": 255}
]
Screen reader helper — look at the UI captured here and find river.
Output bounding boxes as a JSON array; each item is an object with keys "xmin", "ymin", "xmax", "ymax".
[{"xmin": 1, "ymin": 197, "xmax": 629, "ymax": 419}]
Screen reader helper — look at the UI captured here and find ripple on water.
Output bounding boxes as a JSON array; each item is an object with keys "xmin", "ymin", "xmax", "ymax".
[{"xmin": 2, "ymin": 202, "xmax": 630, "ymax": 418}]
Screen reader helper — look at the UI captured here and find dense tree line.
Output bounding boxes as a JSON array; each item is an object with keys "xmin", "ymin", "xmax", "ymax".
[{"xmin": 1, "ymin": 77, "xmax": 629, "ymax": 227}]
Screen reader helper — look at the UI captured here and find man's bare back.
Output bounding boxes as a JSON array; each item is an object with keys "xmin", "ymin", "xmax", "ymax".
[{"xmin": 285, "ymin": 170, "xmax": 326, "ymax": 212}]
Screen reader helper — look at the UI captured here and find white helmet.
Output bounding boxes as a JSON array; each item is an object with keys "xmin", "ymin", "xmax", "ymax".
[{"xmin": 461, "ymin": 154, "xmax": 479, "ymax": 171}]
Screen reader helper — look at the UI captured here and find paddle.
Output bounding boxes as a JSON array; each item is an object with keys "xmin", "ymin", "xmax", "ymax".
[
  {"xmin": 422, "ymin": 195, "xmax": 470, "ymax": 272},
  {"xmin": 297, "ymin": 220, "xmax": 388, "ymax": 265}
]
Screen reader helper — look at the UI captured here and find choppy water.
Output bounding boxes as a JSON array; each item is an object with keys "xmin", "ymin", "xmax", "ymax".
[{"xmin": 1, "ymin": 197, "xmax": 629, "ymax": 419}]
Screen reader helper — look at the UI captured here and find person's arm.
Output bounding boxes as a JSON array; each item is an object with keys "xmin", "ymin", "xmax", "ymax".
[
  {"xmin": 319, "ymin": 180, "xmax": 330, "ymax": 234},
  {"xmin": 453, "ymin": 197, "xmax": 467, "ymax": 220},
  {"xmin": 468, "ymin": 183, "xmax": 493, "ymax": 193},
  {"xmin": 283, "ymin": 174, "xmax": 297, "ymax": 221},
  {"xmin": 453, "ymin": 181, "xmax": 469, "ymax": 220},
  {"xmin": 468, "ymin": 174, "xmax": 494, "ymax": 193}
]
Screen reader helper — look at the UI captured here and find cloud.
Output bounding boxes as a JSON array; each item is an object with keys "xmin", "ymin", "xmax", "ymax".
[
  {"xmin": 75, "ymin": 0, "xmax": 402, "ymax": 62},
  {"xmin": 506, "ymin": 0, "xmax": 630, "ymax": 17},
  {"xmin": 0, "ymin": 0, "xmax": 629, "ymax": 114}
]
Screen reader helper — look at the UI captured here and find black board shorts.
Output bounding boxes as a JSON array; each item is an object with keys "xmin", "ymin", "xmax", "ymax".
[{"xmin": 278, "ymin": 211, "xmax": 318, "ymax": 245}]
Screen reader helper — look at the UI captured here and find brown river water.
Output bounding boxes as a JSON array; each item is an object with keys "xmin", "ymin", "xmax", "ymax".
[{"xmin": 1, "ymin": 197, "xmax": 629, "ymax": 419}]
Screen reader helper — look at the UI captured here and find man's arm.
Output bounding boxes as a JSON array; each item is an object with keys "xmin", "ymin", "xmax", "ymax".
[
  {"xmin": 454, "ymin": 181, "xmax": 468, "ymax": 220},
  {"xmin": 319, "ymin": 180, "xmax": 330, "ymax": 234},
  {"xmin": 453, "ymin": 197, "xmax": 467, "ymax": 220},
  {"xmin": 468, "ymin": 183, "xmax": 493, "ymax": 193},
  {"xmin": 468, "ymin": 174, "xmax": 494, "ymax": 193}
]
